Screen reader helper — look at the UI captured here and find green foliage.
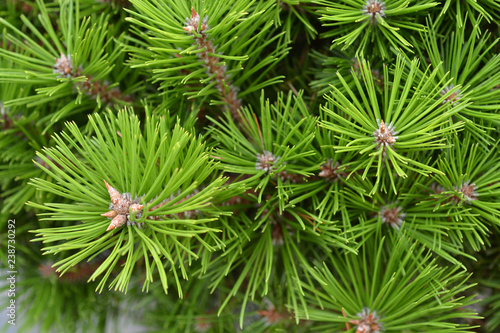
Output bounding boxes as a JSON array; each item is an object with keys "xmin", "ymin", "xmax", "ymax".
[
  {"xmin": 126, "ymin": 0, "xmax": 289, "ymax": 110},
  {"xmin": 321, "ymin": 54, "xmax": 464, "ymax": 195},
  {"xmin": 0, "ymin": 0, "xmax": 136, "ymax": 131},
  {"xmin": 1, "ymin": 0, "xmax": 500, "ymax": 332},
  {"xmin": 209, "ymin": 92, "xmax": 317, "ymax": 207},
  {"xmin": 439, "ymin": 0, "xmax": 500, "ymax": 26},
  {"xmin": 414, "ymin": 17, "xmax": 500, "ymax": 144},
  {"xmin": 28, "ymin": 109, "xmax": 231, "ymax": 296},
  {"xmin": 313, "ymin": 0, "xmax": 437, "ymax": 58},
  {"xmin": 297, "ymin": 234, "xmax": 480, "ymax": 332},
  {"xmin": 2, "ymin": 249, "xmax": 122, "ymax": 333}
]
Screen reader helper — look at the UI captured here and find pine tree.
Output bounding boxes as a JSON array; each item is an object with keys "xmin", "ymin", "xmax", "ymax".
[{"xmin": 1, "ymin": 0, "xmax": 499, "ymax": 332}]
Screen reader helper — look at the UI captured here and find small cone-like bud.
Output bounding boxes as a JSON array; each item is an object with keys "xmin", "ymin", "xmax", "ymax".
[
  {"xmin": 256, "ymin": 151, "xmax": 277, "ymax": 172},
  {"xmin": 318, "ymin": 159, "xmax": 347, "ymax": 182},
  {"xmin": 104, "ymin": 180, "xmax": 122, "ymax": 206},
  {"xmin": 54, "ymin": 53, "xmax": 73, "ymax": 77},
  {"xmin": 130, "ymin": 204, "xmax": 144, "ymax": 213},
  {"xmin": 373, "ymin": 119, "xmax": 397, "ymax": 150},
  {"xmin": 106, "ymin": 214, "xmax": 127, "ymax": 231},
  {"xmin": 101, "ymin": 210, "xmax": 118, "ymax": 218}
]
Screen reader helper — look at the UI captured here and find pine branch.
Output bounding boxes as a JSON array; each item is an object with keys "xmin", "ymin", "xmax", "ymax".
[
  {"xmin": 125, "ymin": 0, "xmax": 289, "ymax": 119},
  {"xmin": 0, "ymin": 0, "xmax": 135, "ymax": 130},
  {"xmin": 321, "ymin": 54, "xmax": 465, "ymax": 195},
  {"xmin": 1, "ymin": 0, "xmax": 500, "ymax": 331},
  {"xmin": 27, "ymin": 109, "xmax": 231, "ymax": 296},
  {"xmin": 313, "ymin": 0, "xmax": 437, "ymax": 58},
  {"xmin": 183, "ymin": 7, "xmax": 242, "ymax": 120},
  {"xmin": 296, "ymin": 234, "xmax": 480, "ymax": 332}
]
